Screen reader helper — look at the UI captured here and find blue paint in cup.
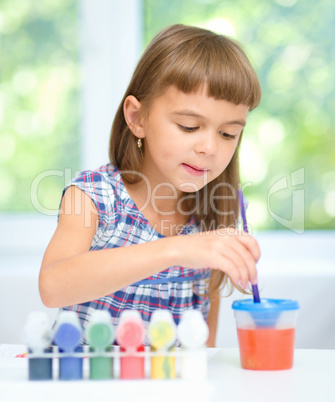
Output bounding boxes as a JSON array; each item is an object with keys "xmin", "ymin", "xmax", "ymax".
[{"xmin": 58, "ymin": 346, "xmax": 84, "ymax": 380}]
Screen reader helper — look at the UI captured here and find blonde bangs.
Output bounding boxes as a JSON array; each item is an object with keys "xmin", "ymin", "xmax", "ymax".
[{"xmin": 149, "ymin": 27, "xmax": 261, "ymax": 110}]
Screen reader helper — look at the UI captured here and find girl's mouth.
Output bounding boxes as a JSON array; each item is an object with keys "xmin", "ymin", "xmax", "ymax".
[{"xmin": 182, "ymin": 163, "xmax": 209, "ymax": 177}]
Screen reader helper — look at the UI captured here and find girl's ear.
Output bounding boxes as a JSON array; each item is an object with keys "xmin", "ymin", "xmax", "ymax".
[{"xmin": 123, "ymin": 95, "xmax": 144, "ymax": 138}]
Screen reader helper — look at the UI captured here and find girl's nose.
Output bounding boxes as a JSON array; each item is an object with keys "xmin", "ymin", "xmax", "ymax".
[{"xmin": 194, "ymin": 133, "xmax": 218, "ymax": 156}]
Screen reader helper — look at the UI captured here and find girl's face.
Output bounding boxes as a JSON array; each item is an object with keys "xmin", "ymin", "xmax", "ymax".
[{"xmin": 139, "ymin": 85, "xmax": 249, "ymax": 194}]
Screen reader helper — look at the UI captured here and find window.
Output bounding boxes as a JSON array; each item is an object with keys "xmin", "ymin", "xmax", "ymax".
[
  {"xmin": 0, "ymin": 0, "xmax": 142, "ymax": 266},
  {"xmin": 0, "ymin": 0, "xmax": 80, "ymax": 213},
  {"xmin": 0, "ymin": 0, "xmax": 334, "ymax": 268},
  {"xmin": 143, "ymin": 0, "xmax": 335, "ymax": 231}
]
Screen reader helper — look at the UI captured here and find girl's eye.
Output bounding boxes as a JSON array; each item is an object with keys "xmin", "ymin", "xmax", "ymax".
[
  {"xmin": 179, "ymin": 125, "xmax": 198, "ymax": 132},
  {"xmin": 219, "ymin": 131, "xmax": 237, "ymax": 140}
]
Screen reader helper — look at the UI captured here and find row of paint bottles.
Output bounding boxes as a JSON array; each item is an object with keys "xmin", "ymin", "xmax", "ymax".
[{"xmin": 23, "ymin": 308, "xmax": 209, "ymax": 380}]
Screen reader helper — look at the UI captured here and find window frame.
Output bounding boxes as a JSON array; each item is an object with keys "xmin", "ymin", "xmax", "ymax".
[{"xmin": 0, "ymin": 0, "xmax": 333, "ymax": 273}]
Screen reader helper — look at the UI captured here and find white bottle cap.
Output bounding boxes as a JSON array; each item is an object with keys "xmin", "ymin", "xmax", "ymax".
[
  {"xmin": 118, "ymin": 309, "xmax": 143, "ymax": 324},
  {"xmin": 177, "ymin": 310, "xmax": 209, "ymax": 349},
  {"xmin": 54, "ymin": 311, "xmax": 81, "ymax": 330},
  {"xmin": 23, "ymin": 311, "xmax": 51, "ymax": 352},
  {"xmin": 150, "ymin": 309, "xmax": 175, "ymax": 325},
  {"xmin": 89, "ymin": 310, "xmax": 112, "ymax": 325}
]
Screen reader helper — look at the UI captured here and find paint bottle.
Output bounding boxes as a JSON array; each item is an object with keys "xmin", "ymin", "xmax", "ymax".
[
  {"xmin": 177, "ymin": 309, "xmax": 209, "ymax": 379},
  {"xmin": 85, "ymin": 310, "xmax": 114, "ymax": 380},
  {"xmin": 148, "ymin": 309, "xmax": 176, "ymax": 379},
  {"xmin": 23, "ymin": 311, "xmax": 53, "ymax": 380},
  {"xmin": 115, "ymin": 310, "xmax": 146, "ymax": 379},
  {"xmin": 53, "ymin": 311, "xmax": 83, "ymax": 380}
]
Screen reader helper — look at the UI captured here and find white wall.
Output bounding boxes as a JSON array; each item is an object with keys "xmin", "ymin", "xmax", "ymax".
[{"xmin": 0, "ymin": 215, "xmax": 59, "ymax": 344}]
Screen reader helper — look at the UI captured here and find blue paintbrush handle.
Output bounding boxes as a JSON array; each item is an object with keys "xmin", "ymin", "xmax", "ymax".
[{"xmin": 238, "ymin": 189, "xmax": 260, "ymax": 303}]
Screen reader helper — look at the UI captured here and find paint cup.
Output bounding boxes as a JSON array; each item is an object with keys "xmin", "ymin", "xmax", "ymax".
[
  {"xmin": 86, "ymin": 310, "xmax": 114, "ymax": 380},
  {"xmin": 119, "ymin": 345, "xmax": 145, "ymax": 379},
  {"xmin": 116, "ymin": 310, "xmax": 146, "ymax": 379},
  {"xmin": 177, "ymin": 309, "xmax": 209, "ymax": 379},
  {"xmin": 23, "ymin": 312, "xmax": 53, "ymax": 381},
  {"xmin": 27, "ymin": 347, "xmax": 53, "ymax": 381},
  {"xmin": 232, "ymin": 298, "xmax": 299, "ymax": 370},
  {"xmin": 58, "ymin": 346, "xmax": 83, "ymax": 380},
  {"xmin": 53, "ymin": 311, "xmax": 83, "ymax": 380},
  {"xmin": 89, "ymin": 347, "xmax": 113, "ymax": 380},
  {"xmin": 148, "ymin": 309, "xmax": 177, "ymax": 379}
]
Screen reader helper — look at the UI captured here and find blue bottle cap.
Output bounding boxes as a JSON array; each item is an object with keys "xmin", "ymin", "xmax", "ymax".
[
  {"xmin": 232, "ymin": 298, "xmax": 299, "ymax": 327},
  {"xmin": 232, "ymin": 298, "xmax": 299, "ymax": 312},
  {"xmin": 53, "ymin": 311, "xmax": 82, "ymax": 352},
  {"xmin": 54, "ymin": 323, "xmax": 82, "ymax": 352}
]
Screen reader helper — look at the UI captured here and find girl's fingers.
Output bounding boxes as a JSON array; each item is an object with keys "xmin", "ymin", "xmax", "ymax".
[
  {"xmin": 211, "ymin": 229, "xmax": 260, "ymax": 287},
  {"xmin": 225, "ymin": 229, "xmax": 261, "ymax": 263},
  {"xmin": 218, "ymin": 243, "xmax": 251, "ymax": 288},
  {"xmin": 180, "ymin": 230, "xmax": 260, "ymax": 288},
  {"xmin": 225, "ymin": 237, "xmax": 258, "ymax": 286},
  {"xmin": 214, "ymin": 256, "xmax": 241, "ymax": 287}
]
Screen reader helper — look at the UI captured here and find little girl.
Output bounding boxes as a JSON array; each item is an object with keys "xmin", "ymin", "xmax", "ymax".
[{"xmin": 39, "ymin": 24, "xmax": 261, "ymax": 347}]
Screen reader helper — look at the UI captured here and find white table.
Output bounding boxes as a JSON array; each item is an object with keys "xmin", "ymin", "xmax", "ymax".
[{"xmin": 0, "ymin": 345, "xmax": 333, "ymax": 402}]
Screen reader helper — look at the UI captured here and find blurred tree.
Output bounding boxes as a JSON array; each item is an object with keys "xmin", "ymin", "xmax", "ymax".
[
  {"xmin": 1, "ymin": 1, "xmax": 334, "ymax": 231},
  {"xmin": 0, "ymin": 0, "xmax": 80, "ymax": 213},
  {"xmin": 143, "ymin": 0, "xmax": 335, "ymax": 230}
]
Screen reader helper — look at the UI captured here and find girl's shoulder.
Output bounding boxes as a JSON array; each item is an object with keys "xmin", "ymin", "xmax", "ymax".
[
  {"xmin": 72, "ymin": 163, "xmax": 117, "ymax": 183},
  {"xmin": 69, "ymin": 163, "xmax": 126, "ymax": 196},
  {"xmin": 63, "ymin": 163, "xmax": 129, "ymax": 213}
]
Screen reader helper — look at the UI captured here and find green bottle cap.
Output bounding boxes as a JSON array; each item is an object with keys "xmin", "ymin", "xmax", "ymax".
[{"xmin": 86, "ymin": 311, "xmax": 114, "ymax": 350}]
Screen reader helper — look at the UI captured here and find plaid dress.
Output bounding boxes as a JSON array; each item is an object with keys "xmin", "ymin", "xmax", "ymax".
[{"xmin": 57, "ymin": 163, "xmax": 211, "ymax": 342}]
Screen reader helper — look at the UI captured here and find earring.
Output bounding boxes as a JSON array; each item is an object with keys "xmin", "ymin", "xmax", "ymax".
[{"xmin": 137, "ymin": 138, "xmax": 142, "ymax": 150}]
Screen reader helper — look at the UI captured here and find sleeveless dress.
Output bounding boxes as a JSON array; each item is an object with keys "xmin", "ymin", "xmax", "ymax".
[{"xmin": 55, "ymin": 163, "xmax": 211, "ymax": 342}]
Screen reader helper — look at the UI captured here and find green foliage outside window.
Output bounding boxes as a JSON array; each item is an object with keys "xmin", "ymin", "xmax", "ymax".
[
  {"xmin": 144, "ymin": 0, "xmax": 335, "ymax": 230},
  {"xmin": 1, "ymin": 0, "xmax": 334, "ymax": 231},
  {"xmin": 0, "ymin": 0, "xmax": 80, "ymax": 213}
]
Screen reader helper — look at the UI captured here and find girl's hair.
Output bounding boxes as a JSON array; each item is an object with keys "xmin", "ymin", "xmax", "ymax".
[{"xmin": 109, "ymin": 24, "xmax": 261, "ymax": 296}]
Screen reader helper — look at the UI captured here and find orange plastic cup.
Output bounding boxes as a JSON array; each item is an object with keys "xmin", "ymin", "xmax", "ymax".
[{"xmin": 232, "ymin": 299, "xmax": 299, "ymax": 370}]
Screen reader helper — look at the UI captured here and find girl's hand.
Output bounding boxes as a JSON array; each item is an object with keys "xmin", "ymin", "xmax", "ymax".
[{"xmin": 174, "ymin": 229, "xmax": 260, "ymax": 289}]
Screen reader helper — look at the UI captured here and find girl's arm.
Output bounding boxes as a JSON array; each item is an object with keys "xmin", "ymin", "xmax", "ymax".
[
  {"xmin": 39, "ymin": 186, "xmax": 260, "ymax": 308},
  {"xmin": 39, "ymin": 186, "xmax": 181, "ymax": 307}
]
